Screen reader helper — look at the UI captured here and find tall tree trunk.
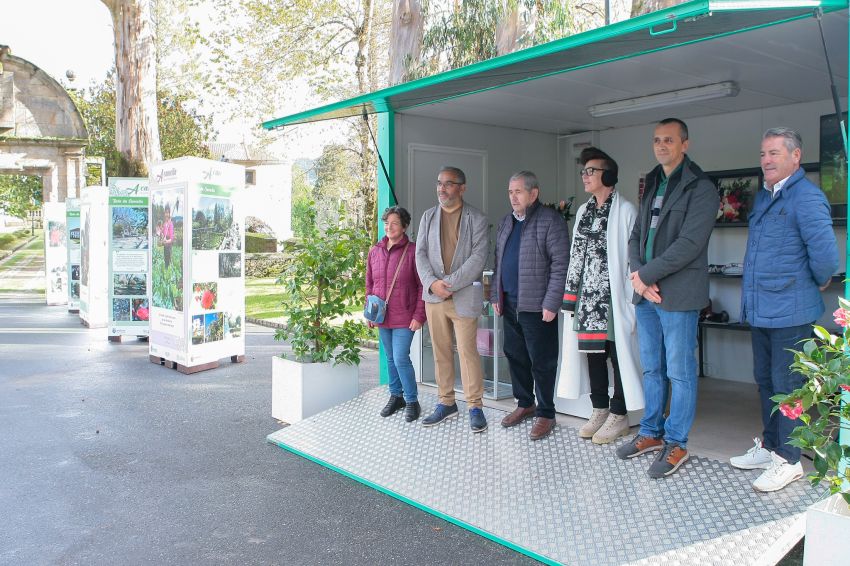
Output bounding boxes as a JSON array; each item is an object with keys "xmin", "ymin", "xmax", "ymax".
[
  {"xmin": 356, "ymin": 0, "xmax": 377, "ymax": 238},
  {"xmin": 101, "ymin": 0, "xmax": 162, "ymax": 177},
  {"xmin": 630, "ymin": 0, "xmax": 684, "ymax": 18},
  {"xmin": 389, "ymin": 0, "xmax": 423, "ymax": 85},
  {"xmin": 495, "ymin": 5, "xmax": 521, "ymax": 56}
]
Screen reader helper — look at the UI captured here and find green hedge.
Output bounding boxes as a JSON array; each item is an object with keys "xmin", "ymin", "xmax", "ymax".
[
  {"xmin": 246, "ymin": 233, "xmax": 277, "ymax": 253},
  {"xmin": 0, "ymin": 229, "xmax": 33, "ymax": 251}
]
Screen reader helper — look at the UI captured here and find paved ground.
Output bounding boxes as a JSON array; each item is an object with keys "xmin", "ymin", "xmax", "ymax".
[{"xmin": 0, "ymin": 300, "xmax": 534, "ymax": 566}]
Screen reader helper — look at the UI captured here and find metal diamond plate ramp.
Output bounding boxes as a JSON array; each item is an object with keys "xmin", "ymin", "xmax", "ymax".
[{"xmin": 267, "ymin": 388, "xmax": 818, "ymax": 566}]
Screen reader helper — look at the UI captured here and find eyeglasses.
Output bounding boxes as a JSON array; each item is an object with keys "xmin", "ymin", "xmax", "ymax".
[
  {"xmin": 579, "ymin": 167, "xmax": 608, "ymax": 177},
  {"xmin": 436, "ymin": 180, "xmax": 463, "ymax": 189}
]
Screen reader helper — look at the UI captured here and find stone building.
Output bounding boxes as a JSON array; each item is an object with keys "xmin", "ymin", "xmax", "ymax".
[{"xmin": 0, "ymin": 45, "xmax": 88, "ymax": 206}]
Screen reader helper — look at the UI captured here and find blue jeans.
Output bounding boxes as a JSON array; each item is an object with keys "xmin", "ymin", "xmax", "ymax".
[
  {"xmin": 379, "ymin": 327, "xmax": 418, "ymax": 403},
  {"xmin": 635, "ymin": 300, "xmax": 699, "ymax": 448},
  {"xmin": 751, "ymin": 324, "xmax": 812, "ymax": 464}
]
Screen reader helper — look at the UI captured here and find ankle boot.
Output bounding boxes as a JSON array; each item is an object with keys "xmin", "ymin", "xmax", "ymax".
[
  {"xmin": 578, "ymin": 408, "xmax": 609, "ymax": 438},
  {"xmin": 380, "ymin": 395, "xmax": 405, "ymax": 417},
  {"xmin": 592, "ymin": 412, "xmax": 630, "ymax": 444},
  {"xmin": 403, "ymin": 401, "xmax": 421, "ymax": 422}
]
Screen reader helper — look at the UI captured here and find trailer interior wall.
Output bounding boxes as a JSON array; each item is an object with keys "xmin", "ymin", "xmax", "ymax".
[
  {"xmin": 395, "ymin": 95, "xmax": 847, "ymax": 382},
  {"xmin": 394, "ymin": 113, "xmax": 560, "ymax": 260}
]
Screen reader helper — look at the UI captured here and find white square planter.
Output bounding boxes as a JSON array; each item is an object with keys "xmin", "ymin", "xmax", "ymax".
[
  {"xmin": 804, "ymin": 493, "xmax": 850, "ymax": 566},
  {"xmin": 271, "ymin": 355, "xmax": 359, "ymax": 424}
]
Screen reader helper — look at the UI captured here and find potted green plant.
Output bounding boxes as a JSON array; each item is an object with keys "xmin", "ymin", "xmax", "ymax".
[
  {"xmin": 271, "ymin": 207, "xmax": 370, "ymax": 423},
  {"xmin": 775, "ymin": 296, "xmax": 850, "ymax": 565}
]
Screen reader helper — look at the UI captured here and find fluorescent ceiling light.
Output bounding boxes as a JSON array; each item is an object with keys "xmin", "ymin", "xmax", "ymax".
[{"xmin": 588, "ymin": 81, "xmax": 740, "ymax": 118}]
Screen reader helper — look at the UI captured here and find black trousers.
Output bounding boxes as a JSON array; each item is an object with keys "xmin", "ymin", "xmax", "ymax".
[
  {"xmin": 587, "ymin": 340, "xmax": 626, "ymax": 415},
  {"xmin": 501, "ymin": 301, "xmax": 559, "ymax": 419}
]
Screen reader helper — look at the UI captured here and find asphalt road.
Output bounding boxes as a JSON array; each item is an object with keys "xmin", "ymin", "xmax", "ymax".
[{"xmin": 0, "ymin": 300, "xmax": 535, "ymax": 566}]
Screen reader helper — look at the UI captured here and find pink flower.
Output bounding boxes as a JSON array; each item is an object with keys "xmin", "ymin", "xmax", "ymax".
[
  {"xmin": 839, "ymin": 384, "xmax": 850, "ymax": 393},
  {"xmin": 779, "ymin": 399, "xmax": 804, "ymax": 420},
  {"xmin": 833, "ymin": 308, "xmax": 850, "ymax": 328},
  {"xmin": 201, "ymin": 290, "xmax": 215, "ymax": 310},
  {"xmin": 135, "ymin": 306, "xmax": 149, "ymax": 321}
]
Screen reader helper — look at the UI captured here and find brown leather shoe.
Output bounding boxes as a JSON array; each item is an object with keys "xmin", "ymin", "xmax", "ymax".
[
  {"xmin": 529, "ymin": 417, "xmax": 556, "ymax": 441},
  {"xmin": 501, "ymin": 405, "xmax": 536, "ymax": 428}
]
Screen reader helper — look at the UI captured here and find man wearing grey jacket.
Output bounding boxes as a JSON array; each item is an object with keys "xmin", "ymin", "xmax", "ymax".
[
  {"xmin": 416, "ymin": 166, "xmax": 490, "ymax": 432},
  {"xmin": 617, "ymin": 118, "xmax": 719, "ymax": 479},
  {"xmin": 491, "ymin": 171, "xmax": 569, "ymax": 440}
]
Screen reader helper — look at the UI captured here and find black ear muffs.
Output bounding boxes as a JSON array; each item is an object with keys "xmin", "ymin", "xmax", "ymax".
[{"xmin": 601, "ymin": 169, "xmax": 618, "ymax": 188}]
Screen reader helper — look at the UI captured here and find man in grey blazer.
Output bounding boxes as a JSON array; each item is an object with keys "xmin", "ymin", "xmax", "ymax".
[
  {"xmin": 616, "ymin": 118, "xmax": 718, "ymax": 479},
  {"xmin": 416, "ymin": 166, "xmax": 490, "ymax": 432}
]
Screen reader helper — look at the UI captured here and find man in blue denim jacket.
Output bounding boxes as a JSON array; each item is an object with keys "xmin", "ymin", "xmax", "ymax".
[{"xmin": 732, "ymin": 127, "xmax": 839, "ymax": 492}]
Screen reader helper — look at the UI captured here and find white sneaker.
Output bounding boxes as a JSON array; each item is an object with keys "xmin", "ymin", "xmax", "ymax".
[
  {"xmin": 730, "ymin": 438, "xmax": 773, "ymax": 470},
  {"xmin": 752, "ymin": 452, "xmax": 804, "ymax": 492}
]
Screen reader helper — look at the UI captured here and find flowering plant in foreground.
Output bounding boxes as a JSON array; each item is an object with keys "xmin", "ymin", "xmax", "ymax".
[{"xmin": 775, "ymin": 296, "xmax": 850, "ymax": 507}]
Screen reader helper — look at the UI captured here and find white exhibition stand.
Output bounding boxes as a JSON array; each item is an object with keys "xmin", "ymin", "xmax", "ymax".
[
  {"xmin": 66, "ymin": 198, "xmax": 81, "ymax": 312},
  {"xmin": 148, "ymin": 157, "xmax": 246, "ymax": 373},
  {"xmin": 79, "ymin": 186, "xmax": 109, "ymax": 328},
  {"xmin": 107, "ymin": 177, "xmax": 150, "ymax": 340},
  {"xmin": 43, "ymin": 202, "xmax": 67, "ymax": 306}
]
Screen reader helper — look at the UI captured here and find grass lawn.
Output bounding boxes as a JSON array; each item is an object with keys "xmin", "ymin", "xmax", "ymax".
[
  {"xmin": 245, "ymin": 277, "xmax": 286, "ymax": 320},
  {"xmin": 245, "ymin": 277, "xmax": 376, "ymax": 341},
  {"xmin": 0, "ymin": 232, "xmax": 45, "ymax": 293}
]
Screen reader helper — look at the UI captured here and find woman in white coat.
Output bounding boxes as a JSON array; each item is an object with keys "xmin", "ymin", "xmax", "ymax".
[{"xmin": 559, "ymin": 147, "xmax": 644, "ymax": 444}]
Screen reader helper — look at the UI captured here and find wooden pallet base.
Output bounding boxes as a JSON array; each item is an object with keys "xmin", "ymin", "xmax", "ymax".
[
  {"xmin": 149, "ymin": 354, "xmax": 244, "ymax": 374},
  {"xmin": 108, "ymin": 335, "xmax": 150, "ymax": 343}
]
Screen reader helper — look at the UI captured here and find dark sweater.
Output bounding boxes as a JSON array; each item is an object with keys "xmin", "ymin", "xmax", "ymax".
[{"xmin": 500, "ymin": 217, "xmax": 523, "ymax": 304}]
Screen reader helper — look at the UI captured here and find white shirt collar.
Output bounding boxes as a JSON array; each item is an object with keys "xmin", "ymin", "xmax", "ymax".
[
  {"xmin": 764, "ymin": 173, "xmax": 793, "ymax": 197},
  {"xmin": 512, "ymin": 211, "xmax": 525, "ymax": 222}
]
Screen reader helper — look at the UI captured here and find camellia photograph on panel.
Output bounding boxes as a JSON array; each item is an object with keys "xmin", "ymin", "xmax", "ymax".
[
  {"xmin": 132, "ymin": 299, "xmax": 149, "ymax": 322},
  {"xmin": 151, "ymin": 192, "xmax": 184, "ymax": 311}
]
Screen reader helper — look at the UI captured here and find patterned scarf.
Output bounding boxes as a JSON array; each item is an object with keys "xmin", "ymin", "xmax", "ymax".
[{"xmin": 563, "ymin": 193, "xmax": 613, "ymax": 352}]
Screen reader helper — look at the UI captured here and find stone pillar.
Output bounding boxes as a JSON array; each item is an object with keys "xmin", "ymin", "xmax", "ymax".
[
  {"xmin": 41, "ymin": 164, "xmax": 59, "ymax": 203},
  {"xmin": 64, "ymin": 150, "xmax": 84, "ymax": 199}
]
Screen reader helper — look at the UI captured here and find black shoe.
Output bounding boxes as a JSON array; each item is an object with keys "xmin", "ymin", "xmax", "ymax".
[
  {"xmin": 380, "ymin": 395, "xmax": 405, "ymax": 417},
  {"xmin": 404, "ymin": 401, "xmax": 421, "ymax": 422}
]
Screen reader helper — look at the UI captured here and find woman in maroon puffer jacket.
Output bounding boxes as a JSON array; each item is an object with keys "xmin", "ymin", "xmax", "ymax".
[{"xmin": 366, "ymin": 206, "xmax": 427, "ymax": 422}]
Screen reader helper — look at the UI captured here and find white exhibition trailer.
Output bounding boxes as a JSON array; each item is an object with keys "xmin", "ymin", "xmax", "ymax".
[{"xmin": 263, "ymin": 2, "xmax": 849, "ymax": 416}]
